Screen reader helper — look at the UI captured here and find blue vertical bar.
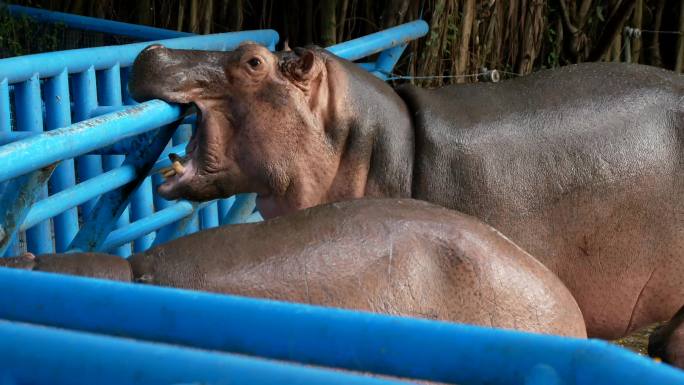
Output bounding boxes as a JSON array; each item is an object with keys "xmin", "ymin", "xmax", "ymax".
[
  {"xmin": 217, "ymin": 197, "xmax": 235, "ymax": 225},
  {"xmin": 130, "ymin": 179, "xmax": 154, "ymax": 252},
  {"xmin": 222, "ymin": 193, "xmax": 257, "ymax": 225},
  {"xmin": 0, "ymin": 79, "xmax": 10, "ymax": 131},
  {"xmin": 372, "ymin": 44, "xmax": 408, "ymax": 80},
  {"xmin": 97, "ymin": 64, "xmax": 130, "ymax": 257},
  {"xmin": 200, "ymin": 203, "xmax": 219, "ymax": 230},
  {"xmin": 14, "ymin": 76, "xmax": 53, "ymax": 254},
  {"xmin": 0, "ymin": 78, "xmax": 21, "ymax": 256},
  {"xmin": 72, "ymin": 67, "xmax": 103, "ymax": 216},
  {"xmin": 0, "ymin": 165, "xmax": 56, "ymax": 256},
  {"xmin": 43, "ymin": 70, "xmax": 79, "ymax": 252},
  {"xmin": 121, "ymin": 67, "xmax": 154, "ymax": 252}
]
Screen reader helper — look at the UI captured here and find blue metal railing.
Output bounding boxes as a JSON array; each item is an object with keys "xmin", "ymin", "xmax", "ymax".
[
  {"xmin": 7, "ymin": 4, "xmax": 192, "ymax": 41},
  {"xmin": 0, "ymin": 21, "xmax": 428, "ymax": 257},
  {"xmin": 1, "ymin": 267, "xmax": 682, "ymax": 385}
]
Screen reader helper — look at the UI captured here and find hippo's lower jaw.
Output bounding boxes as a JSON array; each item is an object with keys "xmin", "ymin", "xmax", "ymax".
[{"xmin": 157, "ymin": 153, "xmax": 201, "ymax": 200}]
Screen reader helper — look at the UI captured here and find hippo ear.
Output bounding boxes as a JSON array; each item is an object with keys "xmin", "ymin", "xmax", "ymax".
[{"xmin": 286, "ymin": 47, "xmax": 316, "ymax": 81}]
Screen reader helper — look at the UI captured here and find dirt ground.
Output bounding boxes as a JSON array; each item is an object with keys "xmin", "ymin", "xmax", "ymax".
[{"xmin": 612, "ymin": 323, "xmax": 662, "ymax": 356}]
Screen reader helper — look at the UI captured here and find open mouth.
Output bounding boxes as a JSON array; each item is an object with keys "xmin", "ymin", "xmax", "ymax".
[{"xmin": 156, "ymin": 103, "xmax": 203, "ymax": 197}]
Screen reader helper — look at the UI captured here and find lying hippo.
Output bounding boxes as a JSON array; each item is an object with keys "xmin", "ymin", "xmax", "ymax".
[
  {"xmin": 128, "ymin": 42, "xmax": 683, "ymax": 364},
  {"xmin": 0, "ymin": 199, "xmax": 586, "ymax": 338}
]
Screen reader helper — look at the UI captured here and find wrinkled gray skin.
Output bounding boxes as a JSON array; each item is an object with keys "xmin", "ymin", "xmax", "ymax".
[
  {"xmin": 126, "ymin": 44, "xmax": 684, "ymax": 364},
  {"xmin": 0, "ymin": 199, "xmax": 586, "ymax": 338}
]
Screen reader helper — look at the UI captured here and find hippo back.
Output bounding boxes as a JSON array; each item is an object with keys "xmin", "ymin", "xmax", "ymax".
[{"xmin": 396, "ymin": 62, "xmax": 684, "ymax": 338}]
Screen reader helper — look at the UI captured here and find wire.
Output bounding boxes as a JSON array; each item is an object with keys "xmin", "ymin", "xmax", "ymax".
[
  {"xmin": 380, "ymin": 70, "xmax": 520, "ymax": 82},
  {"xmin": 638, "ymin": 29, "xmax": 682, "ymax": 35}
]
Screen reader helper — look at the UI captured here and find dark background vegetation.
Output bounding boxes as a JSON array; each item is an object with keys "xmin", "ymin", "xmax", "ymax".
[{"xmin": 3, "ymin": 0, "xmax": 683, "ymax": 86}]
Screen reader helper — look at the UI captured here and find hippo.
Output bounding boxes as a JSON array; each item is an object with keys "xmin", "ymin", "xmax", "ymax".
[
  {"xmin": 128, "ymin": 42, "xmax": 683, "ymax": 365},
  {"xmin": 0, "ymin": 199, "xmax": 586, "ymax": 338}
]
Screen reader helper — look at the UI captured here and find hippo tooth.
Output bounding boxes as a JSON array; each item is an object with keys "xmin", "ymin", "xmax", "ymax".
[
  {"xmin": 172, "ymin": 161, "xmax": 185, "ymax": 174},
  {"xmin": 159, "ymin": 166, "xmax": 175, "ymax": 177}
]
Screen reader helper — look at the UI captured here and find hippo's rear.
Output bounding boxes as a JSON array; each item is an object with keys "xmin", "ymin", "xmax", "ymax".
[{"xmin": 397, "ymin": 62, "xmax": 683, "ymax": 340}]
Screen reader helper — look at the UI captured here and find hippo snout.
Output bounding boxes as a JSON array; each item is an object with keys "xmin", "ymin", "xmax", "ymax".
[{"xmin": 128, "ymin": 44, "xmax": 174, "ymax": 102}]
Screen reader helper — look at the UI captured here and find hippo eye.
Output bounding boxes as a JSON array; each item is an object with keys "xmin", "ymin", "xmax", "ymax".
[{"xmin": 247, "ymin": 58, "xmax": 262, "ymax": 68}]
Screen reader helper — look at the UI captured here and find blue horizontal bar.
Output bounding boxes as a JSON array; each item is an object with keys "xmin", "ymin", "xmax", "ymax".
[
  {"xmin": 327, "ymin": 20, "xmax": 428, "ymax": 62},
  {"xmin": 21, "ymin": 165, "xmax": 137, "ymax": 231},
  {"xmin": 0, "ymin": 101, "xmax": 180, "ymax": 183},
  {"xmin": 101, "ymin": 200, "xmax": 212, "ymax": 252},
  {"xmin": 0, "ymin": 128, "xmax": 144, "ymax": 155},
  {"xmin": 0, "ymin": 319, "xmax": 403, "ymax": 385},
  {"xmin": 357, "ymin": 62, "xmax": 377, "ymax": 71},
  {"xmin": 0, "ymin": 29, "xmax": 279, "ymax": 83},
  {"xmin": 0, "ymin": 268, "xmax": 680, "ymax": 385},
  {"xmin": 0, "ymin": 131, "xmax": 34, "ymax": 145},
  {"xmin": 8, "ymin": 4, "xmax": 193, "ymax": 41}
]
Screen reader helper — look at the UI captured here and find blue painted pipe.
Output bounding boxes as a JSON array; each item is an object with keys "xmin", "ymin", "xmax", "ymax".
[
  {"xmin": 0, "ymin": 79, "xmax": 20, "ymax": 256},
  {"xmin": 121, "ymin": 66, "xmax": 155, "ymax": 252},
  {"xmin": 0, "ymin": 101, "xmax": 181, "ymax": 184},
  {"xmin": 221, "ymin": 193, "xmax": 257, "ymax": 225},
  {"xmin": 98, "ymin": 64, "xmax": 131, "ymax": 257},
  {"xmin": 372, "ymin": 44, "xmax": 408, "ymax": 79},
  {"xmin": 0, "ymin": 79, "xmax": 9, "ymax": 132},
  {"xmin": 0, "ymin": 319, "xmax": 404, "ymax": 385},
  {"xmin": 13, "ymin": 75, "xmax": 53, "ymax": 254},
  {"xmin": 0, "ymin": 167, "xmax": 56, "ymax": 256},
  {"xmin": 102, "ymin": 200, "xmax": 212, "ymax": 253},
  {"xmin": 357, "ymin": 62, "xmax": 377, "ymax": 71},
  {"xmin": 22, "ymin": 165, "xmax": 137, "ymax": 231},
  {"xmin": 72, "ymin": 67, "xmax": 103, "ymax": 216},
  {"xmin": 0, "ymin": 30, "xmax": 279, "ymax": 83},
  {"xmin": 0, "ymin": 268, "xmax": 681, "ymax": 385},
  {"xmin": 8, "ymin": 4, "xmax": 193, "ymax": 41},
  {"xmin": 152, "ymin": 202, "xmax": 203, "ymax": 246},
  {"xmin": 129, "ymin": 177, "xmax": 155, "ymax": 252},
  {"xmin": 43, "ymin": 70, "xmax": 79, "ymax": 252},
  {"xmin": 200, "ymin": 202, "xmax": 220, "ymax": 229},
  {"xmin": 217, "ymin": 197, "xmax": 235, "ymax": 221},
  {"xmin": 327, "ymin": 20, "xmax": 428, "ymax": 62}
]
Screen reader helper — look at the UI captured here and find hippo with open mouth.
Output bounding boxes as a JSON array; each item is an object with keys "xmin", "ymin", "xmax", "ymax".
[{"xmin": 128, "ymin": 43, "xmax": 683, "ymax": 365}]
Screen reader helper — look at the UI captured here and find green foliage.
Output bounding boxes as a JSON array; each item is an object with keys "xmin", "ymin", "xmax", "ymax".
[
  {"xmin": 544, "ymin": 25, "xmax": 560, "ymax": 68},
  {"xmin": 0, "ymin": 5, "xmax": 66, "ymax": 58}
]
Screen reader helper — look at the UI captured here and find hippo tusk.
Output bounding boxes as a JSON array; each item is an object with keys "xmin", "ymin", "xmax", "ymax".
[
  {"xmin": 159, "ymin": 166, "xmax": 176, "ymax": 178},
  {"xmin": 172, "ymin": 161, "xmax": 185, "ymax": 174}
]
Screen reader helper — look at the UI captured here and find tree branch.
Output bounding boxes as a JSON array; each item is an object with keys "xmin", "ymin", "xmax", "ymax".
[{"xmin": 587, "ymin": 0, "xmax": 637, "ymax": 61}]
